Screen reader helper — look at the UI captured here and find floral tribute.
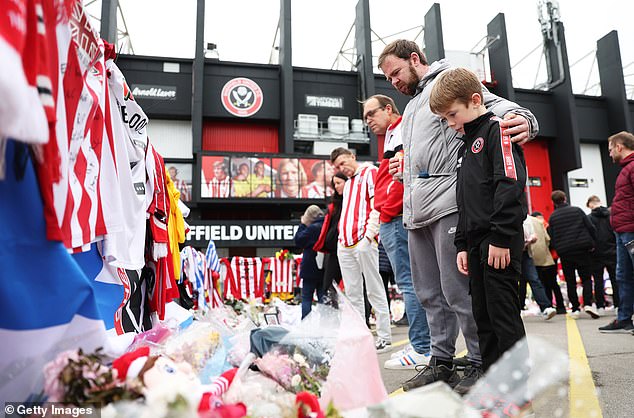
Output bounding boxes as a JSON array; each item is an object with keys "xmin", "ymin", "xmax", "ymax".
[
  {"xmin": 43, "ymin": 348, "xmax": 143, "ymax": 405},
  {"xmin": 254, "ymin": 346, "xmax": 330, "ymax": 397}
]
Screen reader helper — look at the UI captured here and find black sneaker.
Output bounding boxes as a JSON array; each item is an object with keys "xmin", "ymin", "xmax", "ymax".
[
  {"xmin": 393, "ymin": 315, "xmax": 409, "ymax": 326},
  {"xmin": 598, "ymin": 319, "xmax": 634, "ymax": 333},
  {"xmin": 402, "ymin": 363, "xmax": 460, "ymax": 391},
  {"xmin": 452, "ymin": 355, "xmax": 471, "ymax": 371},
  {"xmin": 454, "ymin": 365, "xmax": 485, "ymax": 396}
]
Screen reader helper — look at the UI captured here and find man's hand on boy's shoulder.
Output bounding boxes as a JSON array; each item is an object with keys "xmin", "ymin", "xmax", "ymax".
[
  {"xmin": 456, "ymin": 251, "xmax": 469, "ymax": 276},
  {"xmin": 500, "ymin": 113, "xmax": 530, "ymax": 145},
  {"xmin": 488, "ymin": 244, "xmax": 511, "ymax": 270}
]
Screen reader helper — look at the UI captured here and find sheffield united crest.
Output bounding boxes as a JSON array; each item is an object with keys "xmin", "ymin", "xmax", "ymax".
[{"xmin": 221, "ymin": 77, "xmax": 263, "ymax": 117}]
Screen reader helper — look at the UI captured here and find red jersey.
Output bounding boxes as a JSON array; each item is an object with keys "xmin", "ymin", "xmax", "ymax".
[{"xmin": 374, "ymin": 117, "xmax": 404, "ymax": 223}]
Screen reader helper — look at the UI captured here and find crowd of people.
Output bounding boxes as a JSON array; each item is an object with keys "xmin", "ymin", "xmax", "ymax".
[{"xmin": 292, "ymin": 39, "xmax": 634, "ymax": 397}]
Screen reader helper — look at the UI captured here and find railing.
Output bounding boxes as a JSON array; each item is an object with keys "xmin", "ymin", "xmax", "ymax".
[{"xmin": 293, "ymin": 119, "xmax": 370, "ymax": 143}]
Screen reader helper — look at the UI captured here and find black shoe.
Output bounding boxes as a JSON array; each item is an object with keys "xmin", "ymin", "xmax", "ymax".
[
  {"xmin": 454, "ymin": 365, "xmax": 485, "ymax": 396},
  {"xmin": 452, "ymin": 355, "xmax": 470, "ymax": 371},
  {"xmin": 394, "ymin": 315, "xmax": 409, "ymax": 326},
  {"xmin": 598, "ymin": 319, "xmax": 634, "ymax": 333},
  {"xmin": 402, "ymin": 363, "xmax": 460, "ymax": 391}
]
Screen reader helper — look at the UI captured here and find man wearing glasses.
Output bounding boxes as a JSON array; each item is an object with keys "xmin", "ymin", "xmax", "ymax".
[{"xmin": 363, "ymin": 94, "xmax": 432, "ymax": 371}]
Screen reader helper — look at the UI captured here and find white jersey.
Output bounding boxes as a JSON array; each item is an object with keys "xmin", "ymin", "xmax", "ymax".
[{"xmin": 100, "ymin": 59, "xmax": 149, "ymax": 269}]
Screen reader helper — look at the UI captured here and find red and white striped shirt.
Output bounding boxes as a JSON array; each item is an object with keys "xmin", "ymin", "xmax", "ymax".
[
  {"xmin": 36, "ymin": 2, "xmax": 118, "ymax": 251},
  {"xmin": 173, "ymin": 179, "xmax": 191, "ymax": 201},
  {"xmin": 268, "ymin": 258, "xmax": 295, "ymax": 293},
  {"xmin": 208, "ymin": 177, "xmax": 232, "ymax": 198},
  {"xmin": 227, "ymin": 257, "xmax": 264, "ymax": 300},
  {"xmin": 338, "ymin": 164, "xmax": 377, "ymax": 247}
]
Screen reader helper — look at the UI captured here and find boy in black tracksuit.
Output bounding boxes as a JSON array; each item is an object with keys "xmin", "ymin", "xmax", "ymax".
[{"xmin": 430, "ymin": 68, "xmax": 528, "ymax": 375}]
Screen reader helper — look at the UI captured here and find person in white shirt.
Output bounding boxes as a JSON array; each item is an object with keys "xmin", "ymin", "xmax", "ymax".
[{"xmin": 330, "ymin": 147, "xmax": 392, "ymax": 352}]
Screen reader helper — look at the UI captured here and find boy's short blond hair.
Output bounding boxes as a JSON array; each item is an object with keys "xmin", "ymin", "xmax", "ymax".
[{"xmin": 429, "ymin": 67, "xmax": 483, "ymax": 115}]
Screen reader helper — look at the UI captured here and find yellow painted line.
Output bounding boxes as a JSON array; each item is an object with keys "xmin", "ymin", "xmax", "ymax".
[
  {"xmin": 389, "ymin": 387, "xmax": 404, "ymax": 397},
  {"xmin": 392, "ymin": 338, "xmax": 409, "ymax": 348},
  {"xmin": 566, "ymin": 315, "xmax": 603, "ymax": 417}
]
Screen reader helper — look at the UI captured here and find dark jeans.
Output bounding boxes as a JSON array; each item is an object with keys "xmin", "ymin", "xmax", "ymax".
[
  {"xmin": 535, "ymin": 264, "xmax": 565, "ymax": 311},
  {"xmin": 560, "ymin": 253, "xmax": 595, "ymax": 311},
  {"xmin": 301, "ymin": 276, "xmax": 324, "ymax": 319},
  {"xmin": 468, "ymin": 237, "xmax": 526, "ymax": 371},
  {"xmin": 519, "ymin": 252, "xmax": 553, "ymax": 311},
  {"xmin": 615, "ymin": 232, "xmax": 634, "ymax": 322},
  {"xmin": 591, "ymin": 256, "xmax": 618, "ymax": 307}
]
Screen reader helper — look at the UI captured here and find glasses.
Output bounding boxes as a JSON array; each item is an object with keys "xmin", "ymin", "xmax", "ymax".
[{"xmin": 363, "ymin": 106, "xmax": 384, "ymax": 121}]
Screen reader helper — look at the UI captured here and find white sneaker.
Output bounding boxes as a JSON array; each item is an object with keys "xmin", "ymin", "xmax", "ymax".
[
  {"xmin": 569, "ymin": 310, "xmax": 580, "ymax": 319},
  {"xmin": 584, "ymin": 305, "xmax": 600, "ymax": 319},
  {"xmin": 384, "ymin": 350, "xmax": 431, "ymax": 370},
  {"xmin": 597, "ymin": 308, "xmax": 606, "ymax": 317},
  {"xmin": 541, "ymin": 307, "xmax": 556, "ymax": 320},
  {"xmin": 390, "ymin": 344, "xmax": 413, "ymax": 359},
  {"xmin": 375, "ymin": 338, "xmax": 392, "ymax": 354}
]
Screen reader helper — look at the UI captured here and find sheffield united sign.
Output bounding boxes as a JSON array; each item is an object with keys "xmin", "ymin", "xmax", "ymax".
[
  {"xmin": 221, "ymin": 77, "xmax": 263, "ymax": 117},
  {"xmin": 185, "ymin": 220, "xmax": 299, "ymax": 248}
]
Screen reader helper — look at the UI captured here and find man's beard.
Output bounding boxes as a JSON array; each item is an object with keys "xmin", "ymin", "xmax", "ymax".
[{"xmin": 405, "ymin": 64, "xmax": 420, "ymax": 96}]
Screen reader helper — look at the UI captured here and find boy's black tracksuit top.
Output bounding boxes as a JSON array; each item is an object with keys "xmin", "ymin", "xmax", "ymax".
[{"xmin": 454, "ymin": 111, "xmax": 528, "ymax": 252}]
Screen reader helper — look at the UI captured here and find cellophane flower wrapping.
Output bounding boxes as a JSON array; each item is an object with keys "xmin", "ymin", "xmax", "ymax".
[
  {"xmin": 161, "ymin": 321, "xmax": 221, "ymax": 373},
  {"xmin": 464, "ymin": 336, "xmax": 570, "ymax": 417},
  {"xmin": 223, "ymin": 369, "xmax": 296, "ymax": 418},
  {"xmin": 318, "ymin": 290, "xmax": 388, "ymax": 411}
]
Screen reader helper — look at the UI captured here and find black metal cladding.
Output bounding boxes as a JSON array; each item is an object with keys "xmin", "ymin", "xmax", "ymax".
[
  {"xmin": 293, "ymin": 69, "xmax": 360, "ymax": 120},
  {"xmin": 115, "ymin": 56, "xmax": 192, "ymax": 118},
  {"xmin": 203, "ymin": 62, "xmax": 280, "ymax": 120}
]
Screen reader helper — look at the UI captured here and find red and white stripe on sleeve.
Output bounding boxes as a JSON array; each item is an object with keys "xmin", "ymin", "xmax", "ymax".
[
  {"xmin": 499, "ymin": 125, "xmax": 517, "ymax": 180},
  {"xmin": 338, "ymin": 165, "xmax": 377, "ymax": 247}
]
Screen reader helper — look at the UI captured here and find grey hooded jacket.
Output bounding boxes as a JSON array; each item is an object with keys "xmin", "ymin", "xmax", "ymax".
[{"xmin": 400, "ymin": 59, "xmax": 539, "ymax": 230}]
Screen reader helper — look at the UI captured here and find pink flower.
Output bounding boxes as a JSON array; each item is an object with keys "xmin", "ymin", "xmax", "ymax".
[
  {"xmin": 254, "ymin": 350, "xmax": 298, "ymax": 389},
  {"xmin": 42, "ymin": 350, "xmax": 79, "ymax": 401}
]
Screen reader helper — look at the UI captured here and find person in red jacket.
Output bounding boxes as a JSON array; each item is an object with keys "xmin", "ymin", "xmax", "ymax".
[{"xmin": 599, "ymin": 131, "xmax": 634, "ymax": 333}]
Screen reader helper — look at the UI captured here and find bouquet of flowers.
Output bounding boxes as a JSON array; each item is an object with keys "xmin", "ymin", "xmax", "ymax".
[
  {"xmin": 275, "ymin": 249, "xmax": 293, "ymax": 261},
  {"xmin": 254, "ymin": 346, "xmax": 330, "ymax": 397},
  {"xmin": 162, "ymin": 321, "xmax": 221, "ymax": 373},
  {"xmin": 43, "ymin": 348, "xmax": 143, "ymax": 405}
]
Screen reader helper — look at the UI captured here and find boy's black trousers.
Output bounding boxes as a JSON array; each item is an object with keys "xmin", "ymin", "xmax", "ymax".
[{"xmin": 467, "ymin": 235, "xmax": 526, "ymax": 371}]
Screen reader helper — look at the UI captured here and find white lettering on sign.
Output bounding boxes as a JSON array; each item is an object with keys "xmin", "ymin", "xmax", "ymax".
[
  {"xmin": 131, "ymin": 84, "xmax": 177, "ymax": 100},
  {"xmin": 186, "ymin": 224, "xmax": 299, "ymax": 244},
  {"xmin": 305, "ymin": 95, "xmax": 344, "ymax": 109}
]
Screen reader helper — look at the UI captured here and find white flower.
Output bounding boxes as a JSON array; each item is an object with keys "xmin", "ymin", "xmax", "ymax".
[
  {"xmin": 291, "ymin": 374, "xmax": 302, "ymax": 387},
  {"xmin": 293, "ymin": 353, "xmax": 308, "ymax": 368}
]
